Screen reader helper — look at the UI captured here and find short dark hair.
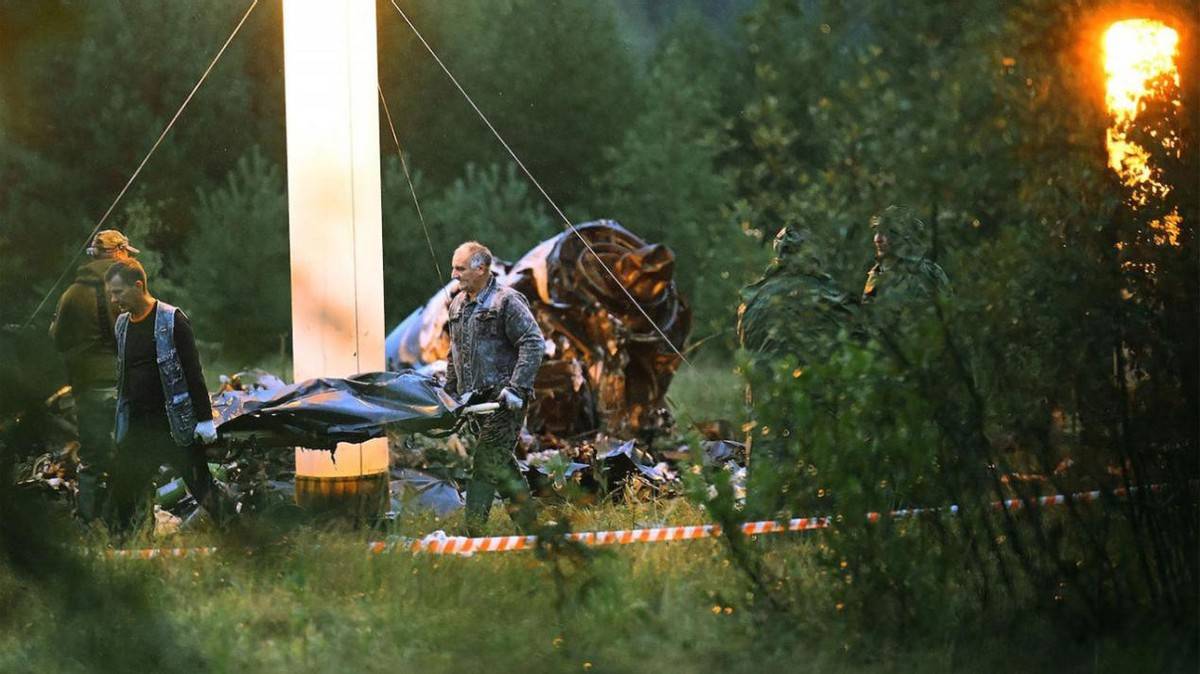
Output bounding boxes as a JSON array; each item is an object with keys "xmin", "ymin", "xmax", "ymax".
[{"xmin": 105, "ymin": 258, "xmax": 148, "ymax": 290}]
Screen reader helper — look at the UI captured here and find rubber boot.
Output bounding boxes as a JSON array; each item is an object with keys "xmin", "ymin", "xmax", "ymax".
[{"xmin": 464, "ymin": 479, "xmax": 497, "ymax": 537}]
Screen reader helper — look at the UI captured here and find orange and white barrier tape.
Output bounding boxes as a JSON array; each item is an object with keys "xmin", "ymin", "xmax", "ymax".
[
  {"xmin": 104, "ymin": 483, "xmax": 1168, "ymax": 560},
  {"xmin": 366, "ymin": 517, "xmax": 832, "ymax": 556},
  {"xmin": 105, "ymin": 546, "xmax": 218, "ymax": 560},
  {"xmin": 381, "ymin": 484, "xmax": 1167, "ymax": 556}
]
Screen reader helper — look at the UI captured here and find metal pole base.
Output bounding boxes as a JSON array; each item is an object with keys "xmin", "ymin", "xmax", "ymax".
[{"xmin": 294, "ymin": 471, "xmax": 389, "ymax": 518}]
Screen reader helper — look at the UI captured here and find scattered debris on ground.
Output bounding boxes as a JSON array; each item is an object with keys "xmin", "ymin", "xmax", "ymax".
[{"xmin": 17, "ymin": 368, "xmax": 745, "ymax": 528}]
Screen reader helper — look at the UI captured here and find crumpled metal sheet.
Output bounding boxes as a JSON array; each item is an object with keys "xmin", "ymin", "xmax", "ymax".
[
  {"xmin": 16, "ymin": 448, "xmax": 77, "ymax": 493},
  {"xmin": 386, "ymin": 283, "xmax": 455, "ymax": 369},
  {"xmin": 517, "ymin": 449, "xmax": 592, "ymax": 496},
  {"xmin": 700, "ymin": 439, "xmax": 747, "ymax": 466},
  {"xmin": 388, "ymin": 468, "xmax": 464, "ymax": 517},
  {"xmin": 594, "ymin": 438, "xmax": 677, "ymax": 500},
  {"xmin": 215, "ymin": 371, "xmax": 460, "ymax": 449},
  {"xmin": 210, "ymin": 369, "xmax": 289, "ymax": 426},
  {"xmin": 386, "ymin": 219, "xmax": 692, "ymax": 438}
]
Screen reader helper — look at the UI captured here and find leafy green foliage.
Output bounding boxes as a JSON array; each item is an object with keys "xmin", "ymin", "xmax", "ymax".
[
  {"xmin": 177, "ymin": 148, "xmax": 290, "ymax": 364},
  {"xmin": 717, "ymin": 0, "xmax": 1198, "ymax": 649},
  {"xmin": 378, "ymin": 0, "xmax": 641, "ymax": 215},
  {"xmin": 0, "ymin": 0, "xmax": 286, "ymax": 326},
  {"xmin": 599, "ymin": 14, "xmax": 765, "ymax": 347},
  {"xmin": 381, "ymin": 160, "xmax": 555, "ymax": 324},
  {"xmin": 1, "ymin": 0, "xmax": 1196, "ymax": 662},
  {"xmin": 5, "ymin": 0, "xmax": 755, "ymax": 359}
]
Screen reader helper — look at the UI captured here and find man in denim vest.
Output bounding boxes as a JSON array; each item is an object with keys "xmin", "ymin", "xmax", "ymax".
[
  {"xmin": 49, "ymin": 230, "xmax": 138, "ymax": 521},
  {"xmin": 104, "ymin": 259, "xmax": 223, "ymax": 531},
  {"xmin": 446, "ymin": 241, "xmax": 544, "ymax": 535}
]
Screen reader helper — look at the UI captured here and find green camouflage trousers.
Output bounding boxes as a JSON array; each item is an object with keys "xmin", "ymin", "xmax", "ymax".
[
  {"xmin": 464, "ymin": 406, "xmax": 536, "ymax": 536},
  {"xmin": 74, "ymin": 387, "xmax": 116, "ymax": 523}
]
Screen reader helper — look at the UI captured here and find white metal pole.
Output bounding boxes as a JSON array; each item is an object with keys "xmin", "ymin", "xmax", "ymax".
[{"xmin": 281, "ymin": 0, "xmax": 388, "ymax": 510}]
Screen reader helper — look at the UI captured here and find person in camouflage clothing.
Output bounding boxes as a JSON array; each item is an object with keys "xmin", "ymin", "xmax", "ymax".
[
  {"xmin": 738, "ymin": 225, "xmax": 857, "ymax": 361},
  {"xmin": 445, "ymin": 241, "xmax": 544, "ymax": 535},
  {"xmin": 738, "ymin": 225, "xmax": 857, "ymax": 517},
  {"xmin": 49, "ymin": 229, "xmax": 139, "ymax": 522},
  {"xmin": 861, "ymin": 205, "xmax": 950, "ymax": 306}
]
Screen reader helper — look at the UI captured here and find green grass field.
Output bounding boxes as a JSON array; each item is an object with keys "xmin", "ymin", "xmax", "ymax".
[
  {"xmin": 0, "ymin": 362, "xmax": 1187, "ymax": 672},
  {"xmin": 665, "ymin": 359, "xmax": 747, "ymax": 429},
  {"xmin": 1, "ymin": 501, "xmax": 1178, "ymax": 673},
  {"xmin": 0, "ymin": 501, "xmax": 809, "ymax": 673}
]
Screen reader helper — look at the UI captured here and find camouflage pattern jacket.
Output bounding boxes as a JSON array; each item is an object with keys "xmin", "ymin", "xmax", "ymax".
[
  {"xmin": 738, "ymin": 266, "xmax": 856, "ymax": 362},
  {"xmin": 861, "ymin": 256, "xmax": 950, "ymax": 305},
  {"xmin": 738, "ymin": 226, "xmax": 858, "ymax": 363},
  {"xmin": 445, "ymin": 275, "xmax": 544, "ymax": 400},
  {"xmin": 861, "ymin": 206, "xmax": 950, "ymax": 305},
  {"xmin": 49, "ymin": 258, "xmax": 119, "ymax": 390}
]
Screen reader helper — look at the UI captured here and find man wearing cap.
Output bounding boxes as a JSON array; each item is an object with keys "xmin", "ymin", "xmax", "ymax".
[
  {"xmin": 446, "ymin": 241, "xmax": 544, "ymax": 535},
  {"xmin": 104, "ymin": 258, "xmax": 225, "ymax": 531},
  {"xmin": 49, "ymin": 229, "xmax": 139, "ymax": 522}
]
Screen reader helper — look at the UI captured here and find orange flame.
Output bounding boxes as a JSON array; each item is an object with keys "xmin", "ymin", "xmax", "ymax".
[
  {"xmin": 1103, "ymin": 19, "xmax": 1181, "ymax": 245},
  {"xmin": 1104, "ymin": 20, "xmax": 1179, "ymax": 123}
]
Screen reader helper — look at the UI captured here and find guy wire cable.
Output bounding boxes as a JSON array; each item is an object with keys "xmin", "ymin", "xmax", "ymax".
[
  {"xmin": 22, "ymin": 0, "xmax": 260, "ymax": 330},
  {"xmin": 385, "ymin": 0, "xmax": 691, "ymax": 368},
  {"xmin": 377, "ymin": 83, "xmax": 450, "ymax": 306}
]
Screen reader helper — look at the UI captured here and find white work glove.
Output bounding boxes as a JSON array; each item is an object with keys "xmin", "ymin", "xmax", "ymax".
[
  {"xmin": 497, "ymin": 387, "xmax": 525, "ymax": 412},
  {"xmin": 194, "ymin": 419, "xmax": 218, "ymax": 445}
]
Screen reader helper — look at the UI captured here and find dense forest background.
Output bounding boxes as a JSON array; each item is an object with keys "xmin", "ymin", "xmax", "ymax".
[
  {"xmin": 0, "ymin": 0, "xmax": 762, "ymax": 367},
  {"xmin": 3, "ymin": 0, "xmax": 1188, "ymax": 370}
]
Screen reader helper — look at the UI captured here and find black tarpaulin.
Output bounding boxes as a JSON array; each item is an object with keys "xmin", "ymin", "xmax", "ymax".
[{"xmin": 214, "ymin": 371, "xmax": 459, "ymax": 449}]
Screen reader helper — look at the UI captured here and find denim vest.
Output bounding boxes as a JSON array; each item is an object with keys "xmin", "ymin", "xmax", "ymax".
[
  {"xmin": 114, "ymin": 301, "xmax": 198, "ymax": 447},
  {"xmin": 446, "ymin": 277, "xmax": 544, "ymax": 398}
]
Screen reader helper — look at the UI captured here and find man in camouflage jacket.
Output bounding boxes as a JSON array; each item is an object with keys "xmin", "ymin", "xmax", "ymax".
[
  {"xmin": 861, "ymin": 205, "xmax": 950, "ymax": 306},
  {"xmin": 737, "ymin": 225, "xmax": 857, "ymax": 517},
  {"xmin": 446, "ymin": 241, "xmax": 544, "ymax": 535},
  {"xmin": 738, "ymin": 225, "xmax": 857, "ymax": 363},
  {"xmin": 49, "ymin": 229, "xmax": 139, "ymax": 522}
]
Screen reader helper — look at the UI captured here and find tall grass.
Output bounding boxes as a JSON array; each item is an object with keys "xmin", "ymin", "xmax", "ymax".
[
  {"xmin": 2, "ymin": 355, "xmax": 1187, "ymax": 672},
  {"xmin": 666, "ymin": 360, "xmax": 747, "ymax": 430},
  {"xmin": 1, "ymin": 499, "xmax": 1188, "ymax": 673}
]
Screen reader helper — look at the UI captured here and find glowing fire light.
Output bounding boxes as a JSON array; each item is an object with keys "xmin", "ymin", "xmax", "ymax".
[
  {"xmin": 1103, "ymin": 19, "xmax": 1181, "ymax": 245},
  {"xmin": 1104, "ymin": 20, "xmax": 1178, "ymax": 123}
]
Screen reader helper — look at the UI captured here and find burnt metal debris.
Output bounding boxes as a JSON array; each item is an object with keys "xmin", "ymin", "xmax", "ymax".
[
  {"xmin": 15, "ymin": 223, "xmax": 748, "ymax": 526},
  {"xmin": 387, "ymin": 219, "xmax": 693, "ymax": 439},
  {"xmin": 19, "ymin": 369, "xmax": 745, "ymax": 526}
]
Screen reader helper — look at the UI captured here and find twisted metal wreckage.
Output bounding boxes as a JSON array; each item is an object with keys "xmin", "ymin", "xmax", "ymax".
[
  {"xmin": 12, "ymin": 3, "xmax": 743, "ymax": 525},
  {"xmin": 386, "ymin": 220, "xmax": 692, "ymax": 439},
  {"xmin": 21, "ymin": 222, "xmax": 747, "ymax": 523}
]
